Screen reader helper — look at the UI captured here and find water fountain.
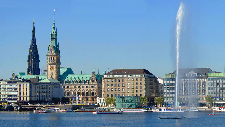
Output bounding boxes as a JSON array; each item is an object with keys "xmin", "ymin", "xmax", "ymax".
[{"xmin": 159, "ymin": 2, "xmax": 185, "ymax": 119}]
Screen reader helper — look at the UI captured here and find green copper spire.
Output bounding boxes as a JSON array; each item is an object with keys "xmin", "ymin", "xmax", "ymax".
[{"xmin": 48, "ymin": 20, "xmax": 59, "ymax": 54}]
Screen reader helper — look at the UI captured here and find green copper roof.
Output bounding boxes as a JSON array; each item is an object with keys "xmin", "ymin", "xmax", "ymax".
[
  {"xmin": 16, "ymin": 74, "xmax": 47, "ymax": 81},
  {"xmin": 39, "ymin": 79, "xmax": 60, "ymax": 83},
  {"xmin": 65, "ymin": 74, "xmax": 92, "ymax": 81},
  {"xmin": 208, "ymin": 73, "xmax": 225, "ymax": 77}
]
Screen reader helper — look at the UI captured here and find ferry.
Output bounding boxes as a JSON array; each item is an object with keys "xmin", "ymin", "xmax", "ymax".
[
  {"xmin": 93, "ymin": 111, "xmax": 123, "ymax": 114},
  {"xmin": 153, "ymin": 108, "xmax": 184, "ymax": 112},
  {"xmin": 213, "ymin": 107, "xmax": 225, "ymax": 112},
  {"xmin": 59, "ymin": 108, "xmax": 73, "ymax": 112},
  {"xmin": 121, "ymin": 108, "xmax": 147, "ymax": 112}
]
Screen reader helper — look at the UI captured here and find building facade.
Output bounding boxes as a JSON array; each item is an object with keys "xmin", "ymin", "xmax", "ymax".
[
  {"xmin": 0, "ymin": 79, "xmax": 18, "ymax": 103},
  {"xmin": 62, "ymin": 71, "xmax": 102, "ymax": 105},
  {"xmin": 27, "ymin": 21, "xmax": 40, "ymax": 75},
  {"xmin": 207, "ymin": 73, "xmax": 225, "ymax": 107},
  {"xmin": 102, "ymin": 69, "xmax": 159, "ymax": 105},
  {"xmin": 116, "ymin": 96, "xmax": 140, "ymax": 109},
  {"xmin": 163, "ymin": 68, "xmax": 212, "ymax": 107}
]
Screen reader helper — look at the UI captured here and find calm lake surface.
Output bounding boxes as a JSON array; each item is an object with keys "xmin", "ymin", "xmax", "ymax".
[{"xmin": 0, "ymin": 111, "xmax": 224, "ymax": 127}]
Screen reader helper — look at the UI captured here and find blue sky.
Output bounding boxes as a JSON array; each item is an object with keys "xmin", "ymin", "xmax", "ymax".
[{"xmin": 1, "ymin": 0, "xmax": 225, "ymax": 79}]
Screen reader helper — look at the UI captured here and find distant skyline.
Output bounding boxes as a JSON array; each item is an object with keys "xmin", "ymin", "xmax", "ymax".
[{"xmin": 1, "ymin": 0, "xmax": 225, "ymax": 79}]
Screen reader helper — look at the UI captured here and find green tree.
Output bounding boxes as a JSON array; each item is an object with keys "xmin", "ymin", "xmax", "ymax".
[
  {"xmin": 105, "ymin": 97, "xmax": 115, "ymax": 107},
  {"xmin": 205, "ymin": 95, "xmax": 213, "ymax": 107},
  {"xmin": 154, "ymin": 97, "xmax": 164, "ymax": 107},
  {"xmin": 140, "ymin": 96, "xmax": 148, "ymax": 106},
  {"xmin": 61, "ymin": 97, "xmax": 70, "ymax": 104},
  {"xmin": 52, "ymin": 97, "xmax": 60, "ymax": 104}
]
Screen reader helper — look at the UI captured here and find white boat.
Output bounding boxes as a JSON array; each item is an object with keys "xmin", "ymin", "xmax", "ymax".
[
  {"xmin": 153, "ymin": 108, "xmax": 184, "ymax": 112},
  {"xmin": 38, "ymin": 109, "xmax": 55, "ymax": 113},
  {"xmin": 59, "ymin": 108, "xmax": 73, "ymax": 112},
  {"xmin": 121, "ymin": 109, "xmax": 147, "ymax": 112},
  {"xmin": 213, "ymin": 107, "xmax": 225, "ymax": 112},
  {"xmin": 93, "ymin": 111, "xmax": 123, "ymax": 114},
  {"xmin": 187, "ymin": 108, "xmax": 199, "ymax": 112}
]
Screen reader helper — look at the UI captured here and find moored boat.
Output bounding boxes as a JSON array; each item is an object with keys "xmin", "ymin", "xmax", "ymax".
[
  {"xmin": 213, "ymin": 107, "xmax": 225, "ymax": 112},
  {"xmin": 93, "ymin": 111, "xmax": 123, "ymax": 114},
  {"xmin": 153, "ymin": 108, "xmax": 184, "ymax": 112},
  {"xmin": 121, "ymin": 108, "xmax": 147, "ymax": 112}
]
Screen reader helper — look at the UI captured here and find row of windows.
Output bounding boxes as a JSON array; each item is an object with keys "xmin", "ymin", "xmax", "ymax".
[
  {"xmin": 106, "ymin": 94, "xmax": 143, "ymax": 97},
  {"xmin": 63, "ymin": 86, "xmax": 95, "ymax": 88},
  {"xmin": 106, "ymin": 88, "xmax": 143, "ymax": 92},
  {"xmin": 106, "ymin": 78, "xmax": 143, "ymax": 82}
]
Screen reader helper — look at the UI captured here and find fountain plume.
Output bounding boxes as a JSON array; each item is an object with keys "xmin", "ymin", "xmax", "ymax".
[{"xmin": 175, "ymin": 2, "xmax": 185, "ymax": 111}]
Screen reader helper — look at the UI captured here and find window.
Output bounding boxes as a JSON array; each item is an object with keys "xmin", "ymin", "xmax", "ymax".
[
  {"xmin": 118, "ymin": 94, "xmax": 120, "ymax": 96},
  {"xmin": 107, "ymin": 88, "xmax": 109, "ymax": 91},
  {"xmin": 140, "ymin": 94, "xmax": 142, "ymax": 97},
  {"xmin": 86, "ymin": 86, "xmax": 88, "ymax": 88},
  {"xmin": 111, "ymin": 88, "xmax": 113, "ymax": 91},
  {"xmin": 118, "ymin": 88, "xmax": 120, "ymax": 91},
  {"xmin": 111, "ymin": 94, "xmax": 113, "ymax": 97},
  {"xmin": 122, "ymin": 83, "xmax": 125, "ymax": 87},
  {"xmin": 136, "ymin": 78, "xmax": 138, "ymax": 81},
  {"xmin": 111, "ymin": 79, "xmax": 113, "ymax": 82},
  {"xmin": 128, "ymin": 86, "xmax": 129, "ymax": 88},
  {"xmin": 140, "ymin": 90, "xmax": 142, "ymax": 92},
  {"xmin": 115, "ymin": 79, "xmax": 117, "ymax": 82},
  {"xmin": 136, "ymin": 86, "xmax": 138, "ymax": 89},
  {"xmin": 140, "ymin": 86, "xmax": 142, "ymax": 89},
  {"xmin": 107, "ymin": 84, "xmax": 109, "ymax": 87},
  {"xmin": 107, "ymin": 94, "xmax": 109, "ymax": 97},
  {"xmin": 118, "ymin": 79, "xmax": 120, "ymax": 82},
  {"xmin": 114, "ymin": 84, "xmax": 117, "ymax": 87},
  {"xmin": 115, "ymin": 94, "xmax": 117, "ymax": 97},
  {"xmin": 118, "ymin": 84, "xmax": 120, "ymax": 87},
  {"xmin": 136, "ymin": 82, "xmax": 138, "ymax": 85},
  {"xmin": 122, "ymin": 88, "xmax": 124, "ymax": 91},
  {"xmin": 111, "ymin": 84, "xmax": 113, "ymax": 87},
  {"xmin": 115, "ymin": 88, "xmax": 117, "ymax": 91},
  {"xmin": 82, "ymin": 86, "xmax": 84, "ymax": 88},
  {"xmin": 122, "ymin": 79, "xmax": 124, "ymax": 82},
  {"xmin": 107, "ymin": 79, "xmax": 109, "ymax": 82},
  {"xmin": 140, "ymin": 82, "xmax": 142, "ymax": 85}
]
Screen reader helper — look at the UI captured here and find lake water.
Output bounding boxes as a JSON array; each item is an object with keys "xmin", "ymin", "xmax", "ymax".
[{"xmin": 0, "ymin": 111, "xmax": 224, "ymax": 127}]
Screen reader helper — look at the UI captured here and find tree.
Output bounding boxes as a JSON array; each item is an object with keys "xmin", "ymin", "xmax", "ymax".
[
  {"xmin": 105, "ymin": 97, "xmax": 115, "ymax": 107},
  {"xmin": 140, "ymin": 96, "xmax": 148, "ymax": 106},
  {"xmin": 52, "ymin": 97, "xmax": 60, "ymax": 104},
  {"xmin": 205, "ymin": 95, "xmax": 213, "ymax": 107},
  {"xmin": 154, "ymin": 97, "xmax": 164, "ymax": 107},
  {"xmin": 61, "ymin": 97, "xmax": 70, "ymax": 104}
]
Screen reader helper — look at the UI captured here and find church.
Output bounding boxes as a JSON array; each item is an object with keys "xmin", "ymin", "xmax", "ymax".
[{"xmin": 15, "ymin": 19, "xmax": 103, "ymax": 105}]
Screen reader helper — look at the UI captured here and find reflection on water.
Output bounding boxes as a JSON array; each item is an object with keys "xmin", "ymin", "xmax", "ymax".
[{"xmin": 0, "ymin": 112, "xmax": 224, "ymax": 127}]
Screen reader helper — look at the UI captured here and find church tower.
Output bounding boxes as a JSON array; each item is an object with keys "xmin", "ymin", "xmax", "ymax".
[
  {"xmin": 47, "ymin": 20, "xmax": 60, "ymax": 80},
  {"xmin": 27, "ymin": 20, "xmax": 40, "ymax": 75}
]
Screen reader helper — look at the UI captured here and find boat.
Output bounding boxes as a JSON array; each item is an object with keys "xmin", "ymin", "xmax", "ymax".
[
  {"xmin": 92, "ymin": 111, "xmax": 123, "ymax": 114},
  {"xmin": 159, "ymin": 116, "xmax": 185, "ymax": 119},
  {"xmin": 213, "ymin": 107, "xmax": 225, "ymax": 112},
  {"xmin": 187, "ymin": 108, "xmax": 199, "ymax": 112},
  {"xmin": 38, "ymin": 109, "xmax": 55, "ymax": 113},
  {"xmin": 153, "ymin": 108, "xmax": 184, "ymax": 112},
  {"xmin": 59, "ymin": 108, "xmax": 73, "ymax": 112},
  {"xmin": 121, "ymin": 108, "xmax": 147, "ymax": 112}
]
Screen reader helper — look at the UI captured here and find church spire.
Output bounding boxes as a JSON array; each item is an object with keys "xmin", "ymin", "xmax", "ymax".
[{"xmin": 27, "ymin": 20, "xmax": 40, "ymax": 75}]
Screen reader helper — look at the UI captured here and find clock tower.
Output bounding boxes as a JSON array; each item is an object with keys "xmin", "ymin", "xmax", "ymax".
[{"xmin": 47, "ymin": 20, "xmax": 60, "ymax": 80}]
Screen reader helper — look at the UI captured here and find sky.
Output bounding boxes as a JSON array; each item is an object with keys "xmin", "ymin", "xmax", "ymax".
[{"xmin": 1, "ymin": 0, "xmax": 225, "ymax": 79}]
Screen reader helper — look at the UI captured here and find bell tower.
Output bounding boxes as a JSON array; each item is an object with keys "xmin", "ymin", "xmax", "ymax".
[{"xmin": 47, "ymin": 20, "xmax": 60, "ymax": 80}]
